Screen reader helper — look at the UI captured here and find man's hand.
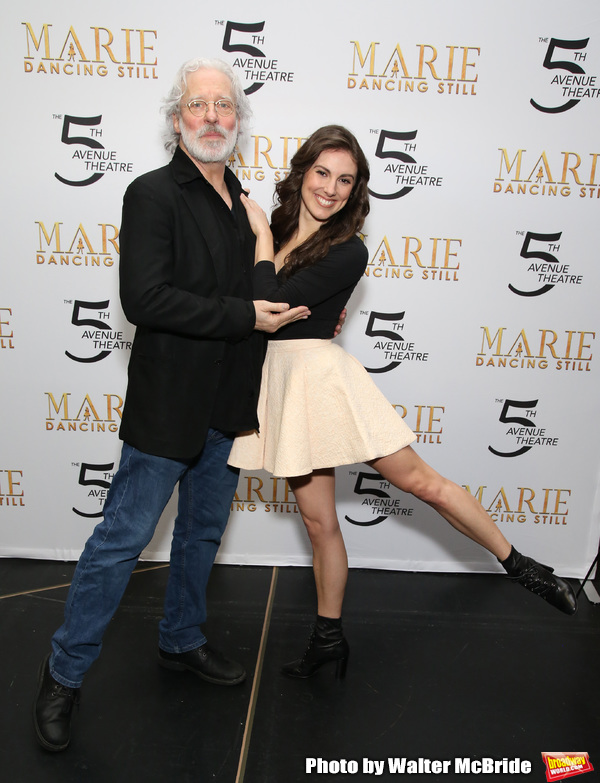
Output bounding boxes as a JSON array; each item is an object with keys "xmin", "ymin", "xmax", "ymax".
[
  {"xmin": 333, "ymin": 308, "xmax": 347, "ymax": 338},
  {"xmin": 253, "ymin": 300, "xmax": 310, "ymax": 333}
]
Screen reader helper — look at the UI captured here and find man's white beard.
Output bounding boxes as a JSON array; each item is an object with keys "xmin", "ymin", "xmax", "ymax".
[{"xmin": 179, "ymin": 121, "xmax": 238, "ymax": 163}]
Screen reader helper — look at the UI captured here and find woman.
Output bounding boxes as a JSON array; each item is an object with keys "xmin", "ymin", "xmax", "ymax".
[{"xmin": 228, "ymin": 125, "xmax": 577, "ymax": 679}]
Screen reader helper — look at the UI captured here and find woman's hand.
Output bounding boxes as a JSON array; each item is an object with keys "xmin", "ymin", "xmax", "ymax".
[
  {"xmin": 240, "ymin": 193, "xmax": 271, "ymax": 237},
  {"xmin": 241, "ymin": 193, "xmax": 275, "ymax": 264}
]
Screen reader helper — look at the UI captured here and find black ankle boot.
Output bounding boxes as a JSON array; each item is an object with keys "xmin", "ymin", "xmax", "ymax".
[
  {"xmin": 282, "ymin": 615, "xmax": 349, "ymax": 679},
  {"xmin": 500, "ymin": 546, "xmax": 577, "ymax": 615}
]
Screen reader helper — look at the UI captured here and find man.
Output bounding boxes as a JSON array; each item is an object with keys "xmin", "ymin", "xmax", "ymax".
[{"xmin": 34, "ymin": 57, "xmax": 309, "ymax": 752}]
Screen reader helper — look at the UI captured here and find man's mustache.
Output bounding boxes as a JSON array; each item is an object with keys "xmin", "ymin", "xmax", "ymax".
[{"xmin": 195, "ymin": 125, "xmax": 227, "ymax": 139}]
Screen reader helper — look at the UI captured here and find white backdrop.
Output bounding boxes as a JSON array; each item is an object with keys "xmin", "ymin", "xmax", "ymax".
[{"xmin": 2, "ymin": 0, "xmax": 599, "ymax": 577}]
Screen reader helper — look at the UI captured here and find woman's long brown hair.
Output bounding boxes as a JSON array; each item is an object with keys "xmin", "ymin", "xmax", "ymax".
[{"xmin": 270, "ymin": 125, "xmax": 370, "ymax": 278}]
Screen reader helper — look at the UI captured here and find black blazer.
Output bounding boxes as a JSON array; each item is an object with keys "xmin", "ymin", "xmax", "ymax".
[{"xmin": 118, "ymin": 147, "xmax": 259, "ymax": 459}]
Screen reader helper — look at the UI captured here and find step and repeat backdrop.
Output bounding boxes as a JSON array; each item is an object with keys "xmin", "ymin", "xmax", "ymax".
[{"xmin": 2, "ymin": 0, "xmax": 599, "ymax": 576}]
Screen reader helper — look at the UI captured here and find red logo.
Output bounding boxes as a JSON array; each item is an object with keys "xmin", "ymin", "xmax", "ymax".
[{"xmin": 542, "ymin": 753, "xmax": 594, "ymax": 781}]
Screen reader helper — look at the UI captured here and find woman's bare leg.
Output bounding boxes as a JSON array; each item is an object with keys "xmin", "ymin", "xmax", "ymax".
[
  {"xmin": 368, "ymin": 445, "xmax": 577, "ymax": 614},
  {"xmin": 288, "ymin": 468, "xmax": 348, "ymax": 618},
  {"xmin": 369, "ymin": 446, "xmax": 511, "ymax": 560}
]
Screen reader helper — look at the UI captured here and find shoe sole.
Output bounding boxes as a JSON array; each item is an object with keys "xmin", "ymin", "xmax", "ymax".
[
  {"xmin": 157, "ymin": 656, "xmax": 246, "ymax": 686},
  {"xmin": 281, "ymin": 654, "xmax": 349, "ymax": 680}
]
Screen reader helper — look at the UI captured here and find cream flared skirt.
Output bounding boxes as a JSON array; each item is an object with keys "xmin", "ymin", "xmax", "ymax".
[{"xmin": 228, "ymin": 339, "xmax": 416, "ymax": 478}]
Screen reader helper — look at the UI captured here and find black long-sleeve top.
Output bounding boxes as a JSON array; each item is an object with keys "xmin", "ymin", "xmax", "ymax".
[{"xmin": 252, "ymin": 235, "xmax": 369, "ymax": 340}]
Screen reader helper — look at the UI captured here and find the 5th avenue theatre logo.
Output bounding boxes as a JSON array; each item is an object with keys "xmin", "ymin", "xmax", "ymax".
[
  {"xmin": 493, "ymin": 148, "xmax": 600, "ymax": 200},
  {"xmin": 23, "ymin": 22, "xmax": 158, "ymax": 79},
  {"xmin": 53, "ymin": 115, "xmax": 133, "ymax": 187},
  {"xmin": 364, "ymin": 233, "xmax": 461, "ymax": 282},
  {"xmin": 64, "ymin": 300, "xmax": 132, "ymax": 363},
  {"xmin": 36, "ymin": 220, "xmax": 119, "ymax": 268},
  {"xmin": 508, "ymin": 230, "xmax": 583, "ymax": 297},
  {"xmin": 217, "ymin": 20, "xmax": 294, "ymax": 94},
  {"xmin": 0, "ymin": 470, "xmax": 25, "ymax": 508},
  {"xmin": 348, "ymin": 40, "xmax": 480, "ymax": 95},
  {"xmin": 531, "ymin": 37, "xmax": 598, "ymax": 113},
  {"xmin": 72, "ymin": 461, "xmax": 114, "ymax": 518},
  {"xmin": 488, "ymin": 398, "xmax": 559, "ymax": 458},
  {"xmin": 359, "ymin": 310, "xmax": 429, "ymax": 374},
  {"xmin": 367, "ymin": 130, "xmax": 443, "ymax": 200},
  {"xmin": 476, "ymin": 326, "xmax": 595, "ymax": 372},
  {"xmin": 344, "ymin": 471, "xmax": 414, "ymax": 526}
]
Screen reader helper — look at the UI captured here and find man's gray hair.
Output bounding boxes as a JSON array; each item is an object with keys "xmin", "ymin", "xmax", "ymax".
[{"xmin": 162, "ymin": 58, "xmax": 252, "ymax": 153}]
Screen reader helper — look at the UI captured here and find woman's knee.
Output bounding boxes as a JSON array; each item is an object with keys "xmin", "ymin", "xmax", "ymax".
[
  {"xmin": 405, "ymin": 471, "xmax": 451, "ymax": 507},
  {"xmin": 301, "ymin": 513, "xmax": 340, "ymax": 545}
]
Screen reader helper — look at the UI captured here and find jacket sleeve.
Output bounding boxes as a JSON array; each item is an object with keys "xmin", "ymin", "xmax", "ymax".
[
  {"xmin": 119, "ymin": 177, "xmax": 256, "ymax": 341},
  {"xmin": 252, "ymin": 238, "xmax": 368, "ymax": 307}
]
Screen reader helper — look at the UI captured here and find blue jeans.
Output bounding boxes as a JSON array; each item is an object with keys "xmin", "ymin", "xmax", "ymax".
[{"xmin": 50, "ymin": 431, "xmax": 240, "ymax": 689}]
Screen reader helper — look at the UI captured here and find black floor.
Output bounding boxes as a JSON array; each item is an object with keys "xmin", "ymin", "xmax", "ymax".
[{"xmin": 2, "ymin": 559, "xmax": 599, "ymax": 782}]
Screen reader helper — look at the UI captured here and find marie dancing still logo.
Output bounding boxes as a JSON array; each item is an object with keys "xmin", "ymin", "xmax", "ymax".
[
  {"xmin": 531, "ymin": 37, "xmax": 598, "ymax": 114},
  {"xmin": 0, "ymin": 470, "xmax": 24, "ymax": 508},
  {"xmin": 217, "ymin": 20, "xmax": 294, "ymax": 95},
  {"xmin": 542, "ymin": 752, "xmax": 594, "ymax": 781},
  {"xmin": 476, "ymin": 326, "xmax": 595, "ymax": 372},
  {"xmin": 0, "ymin": 308, "xmax": 14, "ymax": 349},
  {"xmin": 22, "ymin": 22, "xmax": 158, "ymax": 79},
  {"xmin": 392, "ymin": 403, "xmax": 445, "ymax": 445},
  {"xmin": 492, "ymin": 148, "xmax": 600, "ymax": 201},
  {"xmin": 508, "ymin": 230, "xmax": 583, "ymax": 297},
  {"xmin": 45, "ymin": 392, "xmax": 123, "ymax": 434},
  {"xmin": 347, "ymin": 40, "xmax": 480, "ymax": 96},
  {"xmin": 364, "ymin": 233, "xmax": 461, "ymax": 283},
  {"xmin": 227, "ymin": 133, "xmax": 306, "ymax": 186},
  {"xmin": 232, "ymin": 474, "xmax": 298, "ymax": 514},
  {"xmin": 21, "ymin": 22, "xmax": 158, "ymax": 79},
  {"xmin": 35, "ymin": 219, "xmax": 119, "ymax": 268},
  {"xmin": 465, "ymin": 484, "xmax": 571, "ymax": 527}
]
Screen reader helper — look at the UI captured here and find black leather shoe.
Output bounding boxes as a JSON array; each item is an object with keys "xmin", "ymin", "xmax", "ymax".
[
  {"xmin": 502, "ymin": 547, "xmax": 578, "ymax": 615},
  {"xmin": 158, "ymin": 644, "xmax": 246, "ymax": 685},
  {"xmin": 33, "ymin": 656, "xmax": 79, "ymax": 752}
]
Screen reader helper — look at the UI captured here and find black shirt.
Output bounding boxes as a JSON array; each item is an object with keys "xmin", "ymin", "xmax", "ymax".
[
  {"xmin": 202, "ymin": 171, "xmax": 265, "ymax": 432},
  {"xmin": 252, "ymin": 235, "xmax": 368, "ymax": 340}
]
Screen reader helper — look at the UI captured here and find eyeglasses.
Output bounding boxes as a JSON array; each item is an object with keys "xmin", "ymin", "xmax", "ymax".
[{"xmin": 185, "ymin": 99, "xmax": 235, "ymax": 117}]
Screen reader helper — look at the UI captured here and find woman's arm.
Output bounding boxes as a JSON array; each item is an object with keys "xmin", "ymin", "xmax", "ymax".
[
  {"xmin": 240, "ymin": 193, "xmax": 368, "ymax": 310},
  {"xmin": 240, "ymin": 194, "xmax": 275, "ymax": 264},
  {"xmin": 253, "ymin": 239, "xmax": 368, "ymax": 308}
]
